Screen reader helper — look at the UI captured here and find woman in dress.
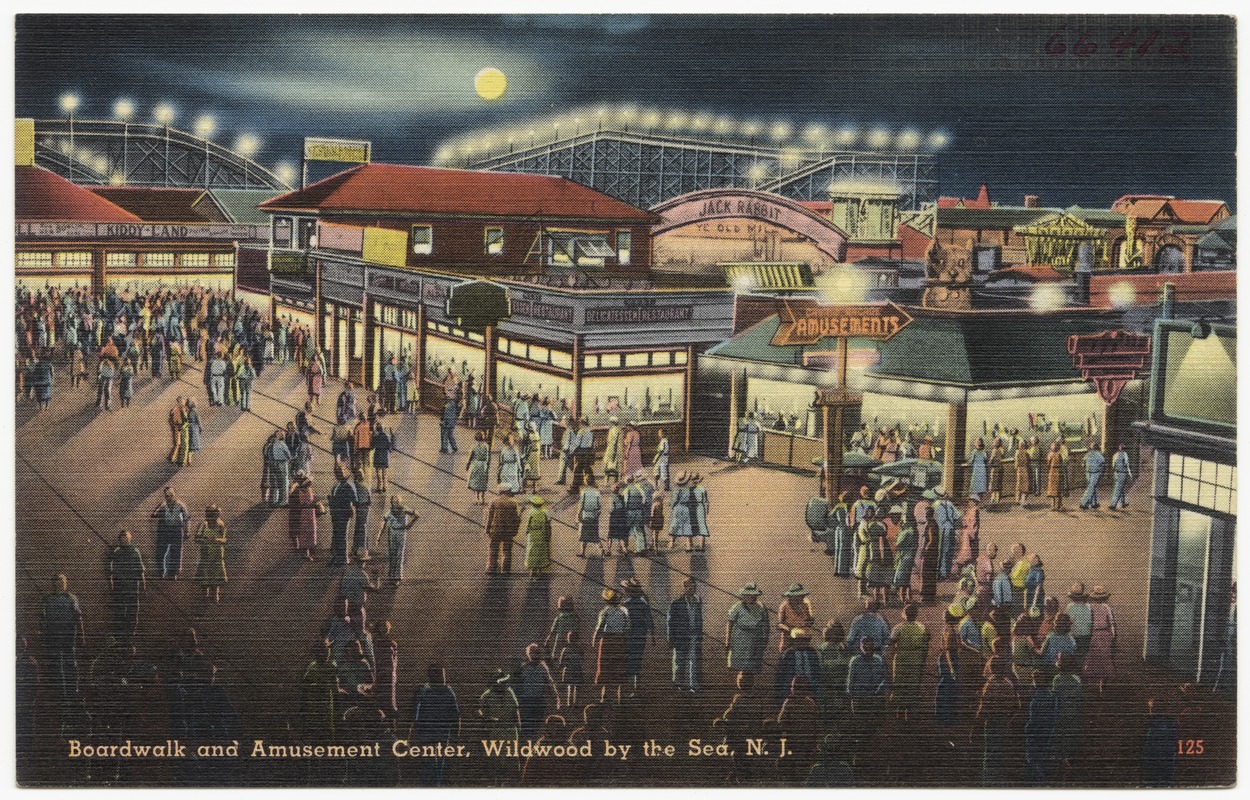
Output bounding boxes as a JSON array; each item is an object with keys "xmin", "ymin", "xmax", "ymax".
[
  {"xmin": 893, "ymin": 512, "xmax": 919, "ymax": 605},
  {"xmin": 523, "ymin": 421, "xmax": 542, "ymax": 492},
  {"xmin": 372, "ymin": 424, "xmax": 393, "ymax": 494},
  {"xmin": 726, "ymin": 583, "xmax": 769, "ymax": 677},
  {"xmin": 1015, "ymin": 440, "xmax": 1033, "ymax": 507},
  {"xmin": 888, "ymin": 602, "xmax": 930, "ymax": 721},
  {"xmin": 497, "ymin": 433, "xmax": 523, "ymax": 494},
  {"xmin": 593, "ymin": 589, "xmax": 629, "ymax": 704},
  {"xmin": 621, "ymin": 423, "xmax": 643, "ymax": 478},
  {"xmin": 523, "ymin": 496, "xmax": 553, "ymax": 579},
  {"xmin": 935, "ymin": 610, "xmax": 961, "ymax": 726},
  {"xmin": 690, "ymin": 473, "xmax": 710, "ymax": 552},
  {"xmin": 306, "ymin": 353, "xmax": 324, "ymax": 406},
  {"xmin": 967, "ymin": 437, "xmax": 989, "ymax": 501},
  {"xmin": 576, "ymin": 484, "xmax": 604, "ymax": 558},
  {"xmin": 195, "ymin": 504, "xmax": 227, "ymax": 604},
  {"xmin": 1082, "ymin": 586, "xmax": 1116, "ymax": 694},
  {"xmin": 288, "ymin": 473, "xmax": 319, "ymax": 561},
  {"xmin": 606, "ymin": 483, "xmax": 630, "ymax": 556},
  {"xmin": 919, "ymin": 503, "xmax": 941, "ymax": 600},
  {"xmin": 987, "ymin": 438, "xmax": 1005, "ymax": 504},
  {"xmin": 777, "ymin": 584, "xmax": 815, "ymax": 653},
  {"xmin": 465, "ymin": 432, "xmax": 493, "ymax": 504},
  {"xmin": 866, "ymin": 509, "xmax": 894, "ymax": 607},
  {"xmin": 955, "ymin": 498, "xmax": 981, "ymax": 577},
  {"xmin": 1024, "ymin": 554, "xmax": 1046, "ymax": 614},
  {"xmin": 376, "ymin": 495, "xmax": 417, "ymax": 585},
  {"xmin": 186, "ymin": 399, "xmax": 203, "ymax": 461},
  {"xmin": 668, "ymin": 473, "xmax": 693, "ymax": 552},
  {"xmin": 536, "ymin": 398, "xmax": 555, "ymax": 458},
  {"xmin": 1046, "ymin": 441, "xmax": 1065, "ymax": 511}
]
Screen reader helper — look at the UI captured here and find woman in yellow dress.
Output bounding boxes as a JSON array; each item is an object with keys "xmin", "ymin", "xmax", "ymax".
[{"xmin": 195, "ymin": 504, "xmax": 228, "ymax": 603}]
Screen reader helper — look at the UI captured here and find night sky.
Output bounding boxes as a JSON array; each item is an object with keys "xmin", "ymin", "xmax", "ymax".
[{"xmin": 15, "ymin": 14, "xmax": 1237, "ymax": 208}]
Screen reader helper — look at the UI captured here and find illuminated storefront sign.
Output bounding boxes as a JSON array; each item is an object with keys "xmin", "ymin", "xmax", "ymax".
[
  {"xmin": 771, "ymin": 300, "xmax": 913, "ymax": 345},
  {"xmin": 303, "ymin": 137, "xmax": 372, "ymax": 164},
  {"xmin": 17, "ymin": 221, "xmax": 265, "ymax": 240}
]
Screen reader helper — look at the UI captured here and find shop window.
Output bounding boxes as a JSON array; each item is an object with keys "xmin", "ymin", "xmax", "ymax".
[
  {"xmin": 652, "ymin": 351, "xmax": 672, "ymax": 367},
  {"xmin": 583, "ymin": 354, "xmax": 599, "ymax": 370},
  {"xmin": 468, "ymin": 331, "xmax": 485, "ymax": 343},
  {"xmin": 411, "ymin": 224, "xmax": 433, "ymax": 255},
  {"xmin": 17, "ymin": 252, "xmax": 53, "ymax": 268},
  {"xmin": 145, "ymin": 252, "xmax": 175, "ymax": 268},
  {"xmin": 106, "ymin": 252, "xmax": 138, "ymax": 268},
  {"xmin": 272, "ymin": 216, "xmax": 292, "ymax": 247},
  {"xmin": 674, "ymin": 351, "xmax": 688, "ymax": 365},
  {"xmin": 583, "ymin": 373, "xmax": 684, "ymax": 425},
  {"xmin": 600, "ymin": 353, "xmax": 623, "ymax": 369},
  {"xmin": 530, "ymin": 344, "xmax": 550, "ymax": 363},
  {"xmin": 617, "ymin": 231, "xmax": 632, "ymax": 265},
  {"xmin": 182, "ymin": 253, "xmax": 211, "ymax": 268},
  {"xmin": 497, "ymin": 337, "xmax": 511, "ymax": 353},
  {"xmin": 485, "ymin": 227, "xmax": 504, "ymax": 255},
  {"xmin": 551, "ymin": 350, "xmax": 573, "ymax": 370},
  {"xmin": 55, "ymin": 251, "xmax": 93, "ymax": 268},
  {"xmin": 298, "ymin": 218, "xmax": 318, "ymax": 249},
  {"xmin": 625, "ymin": 352, "xmax": 650, "ymax": 368},
  {"xmin": 545, "ymin": 230, "xmax": 613, "ymax": 268},
  {"xmin": 213, "ymin": 252, "xmax": 236, "ymax": 267},
  {"xmin": 509, "ymin": 340, "xmax": 527, "ymax": 357},
  {"xmin": 1166, "ymin": 454, "xmax": 1236, "ymax": 516}
]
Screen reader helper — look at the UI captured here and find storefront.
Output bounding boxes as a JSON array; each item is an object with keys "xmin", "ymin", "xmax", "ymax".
[{"xmin": 1139, "ymin": 318, "xmax": 1236, "ymax": 685}]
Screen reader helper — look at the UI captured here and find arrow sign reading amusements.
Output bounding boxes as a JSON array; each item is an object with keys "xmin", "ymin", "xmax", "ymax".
[{"xmin": 771, "ymin": 300, "xmax": 914, "ymax": 346}]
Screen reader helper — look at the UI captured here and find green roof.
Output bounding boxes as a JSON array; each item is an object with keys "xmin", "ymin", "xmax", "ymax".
[
  {"xmin": 1064, "ymin": 206, "xmax": 1126, "ymax": 227},
  {"xmin": 704, "ymin": 316, "xmax": 806, "ymax": 366},
  {"xmin": 202, "ymin": 189, "xmax": 285, "ymax": 224},
  {"xmin": 867, "ymin": 312, "xmax": 1124, "ymax": 388},
  {"xmin": 1196, "ymin": 229, "xmax": 1235, "ymax": 252},
  {"xmin": 936, "ymin": 206, "xmax": 1059, "ymax": 230}
]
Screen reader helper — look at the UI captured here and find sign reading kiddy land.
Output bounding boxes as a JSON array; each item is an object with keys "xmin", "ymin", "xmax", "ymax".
[{"xmin": 771, "ymin": 299, "xmax": 914, "ymax": 345}]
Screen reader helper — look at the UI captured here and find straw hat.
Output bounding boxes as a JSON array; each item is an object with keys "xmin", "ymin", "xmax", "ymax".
[
  {"xmin": 783, "ymin": 583, "xmax": 809, "ymax": 598},
  {"xmin": 674, "ymin": 472, "xmax": 689, "ymax": 486},
  {"xmin": 601, "ymin": 589, "xmax": 620, "ymax": 604},
  {"xmin": 932, "ymin": 486, "xmax": 947, "ymax": 498},
  {"xmin": 1088, "ymin": 585, "xmax": 1110, "ymax": 602},
  {"xmin": 737, "ymin": 582, "xmax": 763, "ymax": 597},
  {"xmin": 529, "ymin": 495, "xmax": 546, "ymax": 507},
  {"xmin": 1068, "ymin": 582, "xmax": 1088, "ymax": 601}
]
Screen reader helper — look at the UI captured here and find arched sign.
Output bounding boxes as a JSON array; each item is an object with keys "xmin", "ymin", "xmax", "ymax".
[{"xmin": 650, "ymin": 189, "xmax": 849, "ymax": 261}]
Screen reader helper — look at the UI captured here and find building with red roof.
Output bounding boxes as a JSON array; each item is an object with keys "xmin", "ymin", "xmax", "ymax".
[{"xmin": 16, "ymin": 165, "xmax": 268, "ymax": 294}]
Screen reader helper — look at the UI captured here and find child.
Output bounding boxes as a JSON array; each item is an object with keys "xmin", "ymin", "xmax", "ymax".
[
  {"xmin": 544, "ymin": 596, "xmax": 580, "ymax": 661},
  {"xmin": 558, "ymin": 630, "xmax": 584, "ymax": 709},
  {"xmin": 649, "ymin": 491, "xmax": 666, "ymax": 552}
]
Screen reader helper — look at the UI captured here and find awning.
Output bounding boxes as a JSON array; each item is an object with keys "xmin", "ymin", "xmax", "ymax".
[
  {"xmin": 721, "ymin": 261, "xmax": 814, "ymax": 290},
  {"xmin": 546, "ymin": 230, "xmax": 615, "ymax": 261}
]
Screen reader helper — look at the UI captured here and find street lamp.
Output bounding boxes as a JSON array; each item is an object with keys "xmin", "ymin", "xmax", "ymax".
[
  {"xmin": 195, "ymin": 114, "xmax": 216, "ymax": 188},
  {"xmin": 113, "ymin": 98, "xmax": 135, "ymax": 184},
  {"xmin": 234, "ymin": 133, "xmax": 260, "ymax": 186},
  {"xmin": 154, "ymin": 103, "xmax": 176, "ymax": 187},
  {"xmin": 59, "ymin": 92, "xmax": 81, "ymax": 180}
]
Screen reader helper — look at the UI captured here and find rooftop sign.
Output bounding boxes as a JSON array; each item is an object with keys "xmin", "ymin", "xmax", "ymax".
[{"xmin": 771, "ymin": 300, "xmax": 913, "ymax": 346}]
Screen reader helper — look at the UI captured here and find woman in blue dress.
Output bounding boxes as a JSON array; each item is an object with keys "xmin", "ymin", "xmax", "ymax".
[
  {"xmin": 967, "ymin": 437, "xmax": 990, "ymax": 500},
  {"xmin": 497, "ymin": 433, "xmax": 523, "ymax": 494},
  {"xmin": 465, "ymin": 432, "xmax": 493, "ymax": 504},
  {"xmin": 668, "ymin": 474, "xmax": 694, "ymax": 551},
  {"xmin": 536, "ymin": 398, "xmax": 556, "ymax": 458},
  {"xmin": 186, "ymin": 399, "xmax": 203, "ymax": 455}
]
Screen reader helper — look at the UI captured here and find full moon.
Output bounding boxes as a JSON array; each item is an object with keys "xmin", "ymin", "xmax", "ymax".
[{"xmin": 475, "ymin": 68, "xmax": 508, "ymax": 101}]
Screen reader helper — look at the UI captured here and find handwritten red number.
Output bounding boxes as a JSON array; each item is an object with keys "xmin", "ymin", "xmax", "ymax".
[
  {"xmin": 1161, "ymin": 30, "xmax": 1190, "ymax": 59},
  {"xmin": 1073, "ymin": 32, "xmax": 1098, "ymax": 58},
  {"xmin": 1137, "ymin": 31, "xmax": 1161, "ymax": 57},
  {"xmin": 1045, "ymin": 29, "xmax": 1068, "ymax": 56},
  {"xmin": 1110, "ymin": 28, "xmax": 1138, "ymax": 56}
]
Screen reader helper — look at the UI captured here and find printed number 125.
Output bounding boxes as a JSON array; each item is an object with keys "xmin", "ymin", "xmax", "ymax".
[{"xmin": 1177, "ymin": 739, "xmax": 1205, "ymax": 755}]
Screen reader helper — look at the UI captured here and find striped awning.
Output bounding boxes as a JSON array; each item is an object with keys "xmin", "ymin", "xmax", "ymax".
[{"xmin": 721, "ymin": 261, "xmax": 814, "ymax": 290}]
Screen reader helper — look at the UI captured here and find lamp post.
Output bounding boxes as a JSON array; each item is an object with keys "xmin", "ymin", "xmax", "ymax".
[
  {"xmin": 59, "ymin": 92, "xmax": 80, "ymax": 181},
  {"xmin": 113, "ymin": 99, "xmax": 134, "ymax": 184},
  {"xmin": 194, "ymin": 114, "xmax": 216, "ymax": 189},
  {"xmin": 154, "ymin": 103, "xmax": 176, "ymax": 187}
]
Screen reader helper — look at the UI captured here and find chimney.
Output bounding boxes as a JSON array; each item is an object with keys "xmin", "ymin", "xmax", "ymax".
[{"xmin": 1024, "ymin": 195, "xmax": 1039, "ymax": 209}]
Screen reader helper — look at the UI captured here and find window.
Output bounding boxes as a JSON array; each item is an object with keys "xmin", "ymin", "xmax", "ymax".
[
  {"xmin": 625, "ymin": 352, "xmax": 650, "ymax": 368},
  {"xmin": 181, "ymin": 253, "xmax": 211, "ymax": 268},
  {"xmin": 17, "ymin": 252, "xmax": 53, "ymax": 268},
  {"xmin": 599, "ymin": 353, "xmax": 623, "ymax": 369},
  {"xmin": 485, "ymin": 227, "xmax": 504, "ymax": 255},
  {"xmin": 145, "ymin": 253, "xmax": 175, "ymax": 268},
  {"xmin": 298, "ymin": 218, "xmax": 318, "ymax": 249},
  {"xmin": 106, "ymin": 252, "xmax": 137, "ymax": 268},
  {"xmin": 674, "ymin": 351, "xmax": 688, "ymax": 365},
  {"xmin": 411, "ymin": 225, "xmax": 433, "ymax": 255},
  {"xmin": 214, "ymin": 252, "xmax": 236, "ymax": 267},
  {"xmin": 272, "ymin": 216, "xmax": 292, "ymax": 247},
  {"xmin": 55, "ymin": 251, "xmax": 93, "ymax": 268},
  {"xmin": 1166, "ymin": 454, "xmax": 1236, "ymax": 516},
  {"xmin": 544, "ymin": 231, "xmax": 614, "ymax": 268},
  {"xmin": 616, "ymin": 231, "xmax": 632, "ymax": 265}
]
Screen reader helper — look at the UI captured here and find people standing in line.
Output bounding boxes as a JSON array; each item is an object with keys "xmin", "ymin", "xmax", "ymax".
[
  {"xmin": 266, "ymin": 429, "xmax": 293, "ymax": 507},
  {"xmin": 967, "ymin": 437, "xmax": 989, "ymax": 501},
  {"xmin": 726, "ymin": 583, "xmax": 769, "ymax": 678},
  {"xmin": 327, "ymin": 467, "xmax": 357, "ymax": 568},
  {"xmin": 195, "ymin": 505, "xmax": 227, "ymax": 604},
  {"xmin": 288, "ymin": 472, "xmax": 319, "ymax": 561},
  {"xmin": 887, "ymin": 602, "xmax": 929, "ymax": 722},
  {"xmin": 466, "ymin": 432, "xmax": 493, "ymax": 505},
  {"xmin": 485, "ymin": 486, "xmax": 521, "ymax": 576},
  {"xmin": 668, "ymin": 473, "xmax": 694, "ymax": 552},
  {"xmin": 652, "ymin": 428, "xmax": 671, "ymax": 491},
  {"xmin": 151, "ymin": 486, "xmax": 191, "ymax": 580},
  {"xmin": 107, "ymin": 530, "xmax": 146, "ymax": 641},
  {"xmin": 667, "ymin": 577, "xmax": 704, "ymax": 694},
  {"xmin": 377, "ymin": 495, "xmax": 417, "ymax": 586},
  {"xmin": 41, "ymin": 573, "xmax": 85, "ymax": 697},
  {"xmin": 593, "ymin": 589, "xmax": 629, "ymax": 704},
  {"xmin": 1080, "ymin": 441, "xmax": 1106, "ymax": 510},
  {"xmin": 523, "ymin": 496, "xmax": 553, "ymax": 580},
  {"xmin": 1109, "ymin": 443, "xmax": 1133, "ymax": 510},
  {"xmin": 621, "ymin": 422, "xmax": 643, "ymax": 478}
]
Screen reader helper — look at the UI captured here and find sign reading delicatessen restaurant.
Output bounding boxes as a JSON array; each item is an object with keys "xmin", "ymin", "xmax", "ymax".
[{"xmin": 771, "ymin": 300, "xmax": 914, "ymax": 345}]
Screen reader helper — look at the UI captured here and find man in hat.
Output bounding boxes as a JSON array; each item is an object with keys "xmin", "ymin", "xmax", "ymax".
[
  {"xmin": 327, "ymin": 466, "xmax": 357, "ymax": 568},
  {"xmin": 931, "ymin": 487, "xmax": 959, "ymax": 580},
  {"xmin": 652, "ymin": 428, "xmax": 671, "ymax": 491},
  {"xmin": 485, "ymin": 485, "xmax": 521, "ymax": 575},
  {"xmin": 845, "ymin": 597, "xmax": 890, "ymax": 653},
  {"xmin": 621, "ymin": 578, "xmax": 654, "ymax": 695},
  {"xmin": 667, "ymin": 577, "xmax": 704, "ymax": 693},
  {"xmin": 150, "ymin": 486, "xmax": 191, "ymax": 580},
  {"xmin": 1080, "ymin": 441, "xmax": 1106, "ymax": 510},
  {"xmin": 555, "ymin": 416, "xmax": 578, "ymax": 486},
  {"xmin": 1109, "ymin": 443, "xmax": 1133, "ymax": 510},
  {"xmin": 726, "ymin": 583, "xmax": 769, "ymax": 676},
  {"xmin": 779, "ymin": 584, "xmax": 816, "ymax": 652},
  {"xmin": 569, "ymin": 418, "xmax": 596, "ymax": 494},
  {"xmin": 1065, "ymin": 582, "xmax": 1092, "ymax": 659}
]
